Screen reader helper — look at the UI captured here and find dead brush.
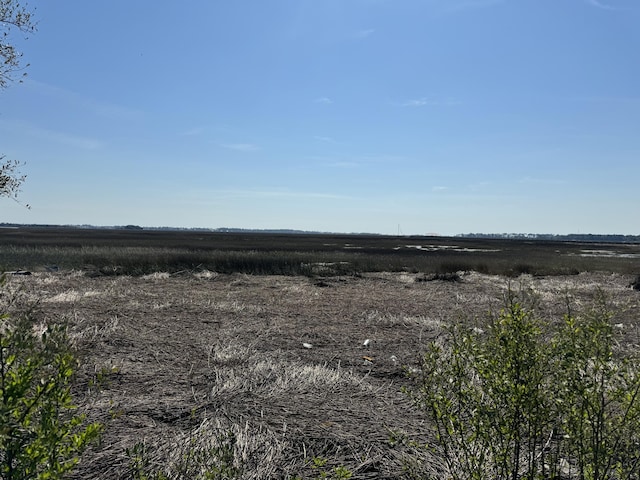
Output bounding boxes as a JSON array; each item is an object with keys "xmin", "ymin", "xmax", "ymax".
[
  {"xmin": 415, "ymin": 272, "xmax": 462, "ymax": 283},
  {"xmin": 125, "ymin": 417, "xmax": 295, "ymax": 480}
]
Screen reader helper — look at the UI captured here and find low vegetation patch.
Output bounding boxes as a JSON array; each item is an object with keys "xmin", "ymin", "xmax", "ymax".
[
  {"xmin": 416, "ymin": 272, "xmax": 463, "ymax": 283},
  {"xmin": 2, "ymin": 267, "xmax": 639, "ymax": 479},
  {"xmin": 0, "ymin": 274, "xmax": 102, "ymax": 480},
  {"xmin": 2, "ymin": 229, "xmax": 639, "ymax": 276},
  {"xmin": 408, "ymin": 290, "xmax": 640, "ymax": 479}
]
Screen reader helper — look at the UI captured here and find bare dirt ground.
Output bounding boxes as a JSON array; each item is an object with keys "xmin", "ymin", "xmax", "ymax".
[{"xmin": 5, "ymin": 271, "xmax": 640, "ymax": 479}]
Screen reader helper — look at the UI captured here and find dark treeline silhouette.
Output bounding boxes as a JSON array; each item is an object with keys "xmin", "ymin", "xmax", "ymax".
[
  {"xmin": 457, "ymin": 233, "xmax": 640, "ymax": 244},
  {"xmin": 1, "ymin": 224, "xmax": 638, "ymax": 243}
]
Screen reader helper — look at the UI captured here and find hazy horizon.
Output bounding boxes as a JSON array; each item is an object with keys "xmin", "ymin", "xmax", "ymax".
[
  {"xmin": 2, "ymin": 0, "xmax": 638, "ymax": 236},
  {"xmin": 3, "ymin": 221, "xmax": 640, "ymax": 240}
]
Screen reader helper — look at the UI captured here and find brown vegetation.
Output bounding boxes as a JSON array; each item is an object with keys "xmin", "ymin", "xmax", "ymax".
[
  {"xmin": 4, "ymin": 268, "xmax": 639, "ymax": 478},
  {"xmin": 2, "ymin": 227, "xmax": 640, "ymax": 277}
]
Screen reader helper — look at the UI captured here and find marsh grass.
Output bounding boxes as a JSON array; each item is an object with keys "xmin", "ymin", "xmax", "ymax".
[
  {"xmin": 2, "ymin": 229, "xmax": 639, "ymax": 277},
  {"xmin": 125, "ymin": 417, "xmax": 292, "ymax": 480},
  {"xmin": 2, "ymin": 259, "xmax": 639, "ymax": 479}
]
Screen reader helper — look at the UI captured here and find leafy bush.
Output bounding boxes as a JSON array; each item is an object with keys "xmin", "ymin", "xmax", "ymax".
[
  {"xmin": 0, "ymin": 274, "xmax": 102, "ymax": 480},
  {"xmin": 410, "ymin": 291, "xmax": 640, "ymax": 479},
  {"xmin": 553, "ymin": 301, "xmax": 640, "ymax": 479}
]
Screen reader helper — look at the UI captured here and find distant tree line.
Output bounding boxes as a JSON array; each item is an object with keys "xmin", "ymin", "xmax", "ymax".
[
  {"xmin": 2, "ymin": 224, "xmax": 639, "ymax": 243},
  {"xmin": 457, "ymin": 233, "xmax": 640, "ymax": 244}
]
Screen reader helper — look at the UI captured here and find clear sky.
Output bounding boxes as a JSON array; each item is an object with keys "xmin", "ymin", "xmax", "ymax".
[{"xmin": 1, "ymin": 0, "xmax": 639, "ymax": 235}]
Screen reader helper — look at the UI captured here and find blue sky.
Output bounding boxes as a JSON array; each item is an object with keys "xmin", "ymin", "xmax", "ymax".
[{"xmin": 1, "ymin": 0, "xmax": 639, "ymax": 235}]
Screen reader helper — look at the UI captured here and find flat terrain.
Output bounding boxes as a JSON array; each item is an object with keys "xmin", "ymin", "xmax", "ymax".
[
  {"xmin": 4, "ymin": 269, "xmax": 640, "ymax": 478},
  {"xmin": 3, "ymin": 227, "xmax": 640, "ymax": 276}
]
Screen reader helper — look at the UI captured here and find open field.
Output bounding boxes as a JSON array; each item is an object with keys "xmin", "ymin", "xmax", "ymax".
[
  {"xmin": 1, "ymin": 229, "xmax": 640, "ymax": 478},
  {"xmin": 2, "ymin": 227, "xmax": 640, "ymax": 276}
]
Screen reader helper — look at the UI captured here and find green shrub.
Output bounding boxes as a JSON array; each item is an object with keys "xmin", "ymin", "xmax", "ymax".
[
  {"xmin": 410, "ymin": 291, "xmax": 640, "ymax": 479},
  {"xmin": 553, "ymin": 298, "xmax": 640, "ymax": 479},
  {"xmin": 0, "ymin": 274, "xmax": 102, "ymax": 480},
  {"xmin": 291, "ymin": 457, "xmax": 352, "ymax": 480}
]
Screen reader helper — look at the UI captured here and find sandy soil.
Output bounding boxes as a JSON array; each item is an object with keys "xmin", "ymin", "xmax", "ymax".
[{"xmin": 5, "ymin": 271, "xmax": 639, "ymax": 479}]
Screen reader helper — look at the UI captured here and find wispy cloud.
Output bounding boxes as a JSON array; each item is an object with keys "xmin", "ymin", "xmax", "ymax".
[
  {"xmin": 0, "ymin": 119, "xmax": 104, "ymax": 150},
  {"xmin": 313, "ymin": 135, "xmax": 338, "ymax": 144},
  {"xmin": 393, "ymin": 97, "xmax": 461, "ymax": 107},
  {"xmin": 398, "ymin": 98, "xmax": 431, "ymax": 107},
  {"xmin": 217, "ymin": 188, "xmax": 351, "ymax": 201},
  {"xmin": 432, "ymin": 186, "xmax": 448, "ymax": 192},
  {"xmin": 181, "ymin": 126, "xmax": 207, "ymax": 136},
  {"xmin": 569, "ymin": 95, "xmax": 640, "ymax": 104},
  {"xmin": 324, "ymin": 161, "xmax": 360, "ymax": 168},
  {"xmin": 518, "ymin": 176, "xmax": 567, "ymax": 185},
  {"xmin": 219, "ymin": 143, "xmax": 260, "ymax": 152},
  {"xmin": 314, "ymin": 97, "xmax": 333, "ymax": 104},
  {"xmin": 309, "ymin": 153, "xmax": 408, "ymax": 168},
  {"xmin": 586, "ymin": 0, "xmax": 616, "ymax": 10},
  {"xmin": 180, "ymin": 124, "xmax": 232, "ymax": 137},
  {"xmin": 353, "ymin": 28, "xmax": 375, "ymax": 39},
  {"xmin": 39, "ymin": 130, "xmax": 103, "ymax": 150},
  {"xmin": 467, "ymin": 181, "xmax": 492, "ymax": 192},
  {"xmin": 438, "ymin": 0, "xmax": 506, "ymax": 13},
  {"xmin": 305, "ymin": 155, "xmax": 361, "ymax": 168},
  {"xmin": 25, "ymin": 80, "xmax": 144, "ymax": 120},
  {"xmin": 585, "ymin": 0, "xmax": 637, "ymax": 10}
]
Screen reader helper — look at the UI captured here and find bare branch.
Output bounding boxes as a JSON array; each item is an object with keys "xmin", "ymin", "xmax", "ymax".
[
  {"xmin": 0, "ymin": 0, "xmax": 36, "ymax": 89},
  {"xmin": 0, "ymin": 156, "xmax": 29, "ymax": 207}
]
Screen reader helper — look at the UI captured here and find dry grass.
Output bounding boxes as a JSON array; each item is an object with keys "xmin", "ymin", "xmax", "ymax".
[{"xmin": 2, "ymin": 270, "xmax": 639, "ymax": 479}]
